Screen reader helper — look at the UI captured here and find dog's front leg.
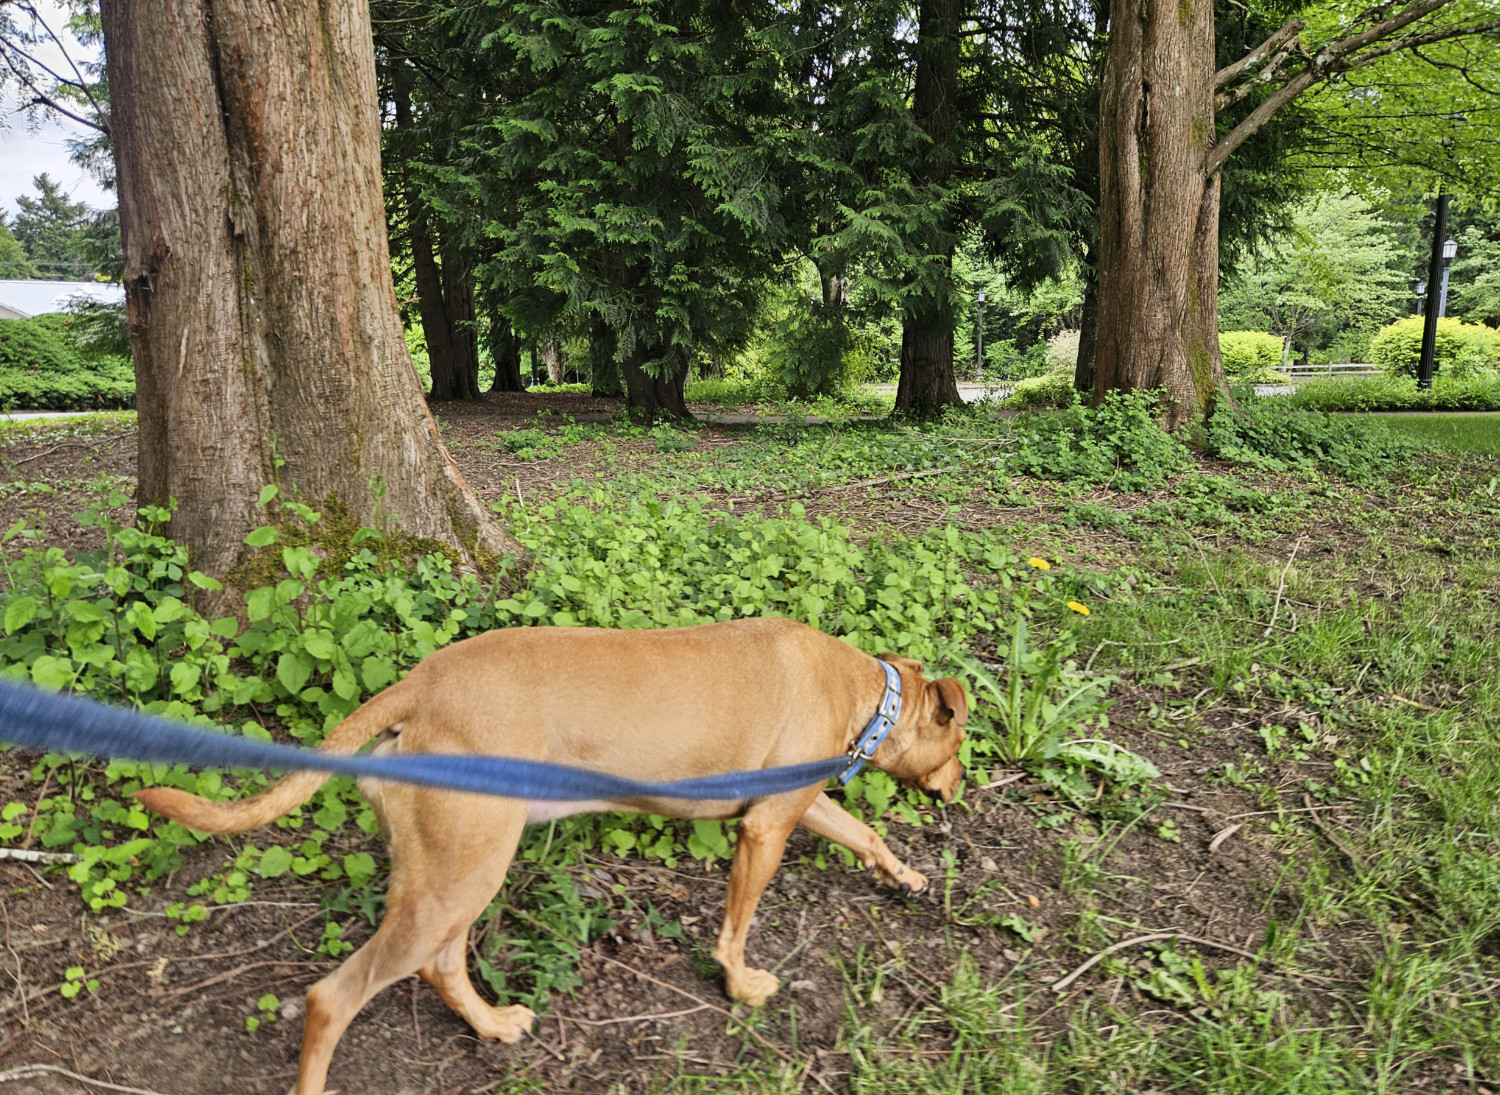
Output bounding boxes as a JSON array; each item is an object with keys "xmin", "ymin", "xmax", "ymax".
[
  {"xmin": 712, "ymin": 804, "xmax": 797, "ymax": 1007},
  {"xmin": 798, "ymin": 792, "xmax": 929, "ymax": 895}
]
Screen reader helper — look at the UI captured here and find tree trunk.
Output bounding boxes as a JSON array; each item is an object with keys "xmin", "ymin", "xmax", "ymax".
[
  {"xmin": 589, "ymin": 319, "xmax": 623, "ymax": 398},
  {"xmin": 1073, "ymin": 273, "xmax": 1099, "ymax": 393},
  {"xmin": 620, "ymin": 341, "xmax": 691, "ymax": 421},
  {"xmin": 541, "ymin": 338, "xmax": 563, "ymax": 385},
  {"xmin": 894, "ymin": 0, "xmax": 964, "ymax": 418},
  {"xmin": 487, "ymin": 314, "xmax": 525, "ymax": 393},
  {"xmin": 439, "ymin": 234, "xmax": 481, "ymax": 399},
  {"xmin": 101, "ymin": 0, "xmax": 519, "ymax": 580},
  {"xmin": 1094, "ymin": 0, "xmax": 1226, "ymax": 429}
]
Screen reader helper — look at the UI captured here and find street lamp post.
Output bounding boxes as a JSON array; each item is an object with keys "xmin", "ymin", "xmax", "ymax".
[
  {"xmin": 1438, "ymin": 239, "xmax": 1458, "ymax": 318},
  {"xmin": 976, "ymin": 289, "xmax": 985, "ymax": 379},
  {"xmin": 1417, "ymin": 194, "xmax": 1451, "ymax": 390},
  {"xmin": 1415, "ymin": 280, "xmax": 1426, "ymax": 316}
]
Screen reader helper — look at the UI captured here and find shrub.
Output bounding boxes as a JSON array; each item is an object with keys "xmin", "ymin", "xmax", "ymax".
[
  {"xmin": 1219, "ymin": 331, "xmax": 1284, "ymax": 378},
  {"xmin": 1206, "ymin": 392, "xmax": 1428, "ymax": 481},
  {"xmin": 1283, "ymin": 373, "xmax": 1500, "ymax": 412},
  {"xmin": 1044, "ymin": 330, "xmax": 1080, "ymax": 373},
  {"xmin": 1008, "ymin": 371, "xmax": 1077, "ymax": 409},
  {"xmin": 1011, "ymin": 389, "xmax": 1194, "ymax": 490},
  {"xmin": 0, "ymin": 316, "xmax": 135, "ymax": 410},
  {"xmin": 1368, "ymin": 316, "xmax": 1500, "ymax": 380}
]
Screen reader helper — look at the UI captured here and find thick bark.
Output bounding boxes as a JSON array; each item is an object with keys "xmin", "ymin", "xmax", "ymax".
[
  {"xmin": 589, "ymin": 320, "xmax": 623, "ymax": 398},
  {"xmin": 894, "ymin": 0, "xmax": 964, "ymax": 418},
  {"xmin": 487, "ymin": 314, "xmax": 525, "ymax": 393},
  {"xmin": 895, "ymin": 319, "xmax": 962, "ymax": 417},
  {"xmin": 620, "ymin": 342, "xmax": 691, "ymax": 421},
  {"xmin": 1094, "ymin": 0, "xmax": 1226, "ymax": 429},
  {"xmin": 1073, "ymin": 273, "xmax": 1099, "ymax": 394},
  {"xmin": 101, "ymin": 0, "xmax": 519, "ymax": 579}
]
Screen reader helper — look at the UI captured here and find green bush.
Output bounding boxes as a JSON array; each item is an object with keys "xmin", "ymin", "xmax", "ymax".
[
  {"xmin": 1368, "ymin": 316, "xmax": 1500, "ymax": 380},
  {"xmin": 0, "ymin": 316, "xmax": 135, "ymax": 410},
  {"xmin": 1284, "ymin": 373, "xmax": 1500, "ymax": 412},
  {"xmin": 1007, "ymin": 371, "xmax": 1076, "ymax": 409},
  {"xmin": 1011, "ymin": 389, "xmax": 1193, "ymax": 490},
  {"xmin": 1219, "ymin": 331, "xmax": 1285, "ymax": 380},
  {"xmin": 1206, "ymin": 392, "xmax": 1427, "ymax": 481}
]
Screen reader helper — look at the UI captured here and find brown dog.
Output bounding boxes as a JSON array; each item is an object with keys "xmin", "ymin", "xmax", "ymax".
[{"xmin": 136, "ymin": 617, "xmax": 967, "ymax": 1095}]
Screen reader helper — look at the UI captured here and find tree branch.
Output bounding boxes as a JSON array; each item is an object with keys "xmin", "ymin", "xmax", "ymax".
[
  {"xmin": 1214, "ymin": 18, "xmax": 1305, "ymax": 89},
  {"xmin": 1207, "ymin": 0, "xmax": 1469, "ymax": 176}
]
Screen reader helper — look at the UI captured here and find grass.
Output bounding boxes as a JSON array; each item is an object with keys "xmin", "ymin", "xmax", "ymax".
[{"xmin": 1364, "ymin": 411, "xmax": 1500, "ymax": 454}]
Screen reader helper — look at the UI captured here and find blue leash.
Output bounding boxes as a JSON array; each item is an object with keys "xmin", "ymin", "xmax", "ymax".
[{"xmin": 0, "ymin": 673, "xmax": 899, "ymax": 802}]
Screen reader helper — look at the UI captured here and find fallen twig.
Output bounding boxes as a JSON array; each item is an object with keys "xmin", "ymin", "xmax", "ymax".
[
  {"xmin": 1052, "ymin": 931, "xmax": 1265, "ymax": 992},
  {"xmin": 1263, "ymin": 537, "xmax": 1304, "ymax": 637},
  {"xmin": 0, "ymin": 1062, "xmax": 227, "ymax": 1095},
  {"xmin": 1208, "ymin": 823, "xmax": 1243, "ymax": 853},
  {"xmin": 1302, "ymin": 792, "xmax": 1365, "ymax": 872},
  {"xmin": 0, "ymin": 848, "xmax": 81, "ymax": 865}
]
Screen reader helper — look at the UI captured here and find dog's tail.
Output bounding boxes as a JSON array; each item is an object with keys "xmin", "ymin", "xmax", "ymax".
[{"xmin": 133, "ymin": 681, "xmax": 415, "ymax": 834}]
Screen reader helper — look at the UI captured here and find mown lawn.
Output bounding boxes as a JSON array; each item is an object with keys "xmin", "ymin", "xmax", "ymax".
[
  {"xmin": 0, "ymin": 392, "xmax": 1497, "ymax": 1094},
  {"xmin": 1365, "ymin": 412, "xmax": 1500, "ymax": 454}
]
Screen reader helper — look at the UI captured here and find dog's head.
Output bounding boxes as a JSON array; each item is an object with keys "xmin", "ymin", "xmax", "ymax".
[{"xmin": 878, "ymin": 655, "xmax": 968, "ymax": 803}]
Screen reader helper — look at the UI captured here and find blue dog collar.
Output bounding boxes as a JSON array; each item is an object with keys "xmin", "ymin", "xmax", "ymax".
[{"xmin": 840, "ymin": 659, "xmax": 903, "ymax": 784}]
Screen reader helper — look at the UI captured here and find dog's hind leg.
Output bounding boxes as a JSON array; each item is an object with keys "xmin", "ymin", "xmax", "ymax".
[
  {"xmin": 420, "ymin": 931, "xmax": 535, "ymax": 1042},
  {"xmin": 293, "ymin": 798, "xmax": 530, "ymax": 1095},
  {"xmin": 797, "ymin": 792, "xmax": 929, "ymax": 895},
  {"xmin": 712, "ymin": 800, "xmax": 806, "ymax": 1007}
]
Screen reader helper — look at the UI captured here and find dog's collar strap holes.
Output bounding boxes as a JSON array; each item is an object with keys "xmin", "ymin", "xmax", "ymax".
[{"xmin": 839, "ymin": 659, "xmax": 903, "ymax": 785}]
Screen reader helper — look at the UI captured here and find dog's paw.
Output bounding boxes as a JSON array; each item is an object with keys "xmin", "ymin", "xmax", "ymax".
[
  {"xmin": 476, "ymin": 1003, "xmax": 537, "ymax": 1043},
  {"xmin": 726, "ymin": 966, "xmax": 780, "ymax": 1008},
  {"xmin": 882, "ymin": 863, "xmax": 929, "ymax": 897}
]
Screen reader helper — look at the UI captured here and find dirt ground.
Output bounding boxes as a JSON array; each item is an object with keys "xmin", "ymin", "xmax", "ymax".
[{"xmin": 0, "ymin": 396, "xmax": 1400, "ymax": 1093}]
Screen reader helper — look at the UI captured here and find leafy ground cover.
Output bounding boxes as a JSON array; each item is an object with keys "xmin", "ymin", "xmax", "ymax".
[{"xmin": 0, "ymin": 390, "xmax": 1497, "ymax": 1094}]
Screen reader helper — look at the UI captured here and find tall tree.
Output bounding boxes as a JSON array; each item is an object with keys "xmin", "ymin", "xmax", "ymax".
[
  {"xmin": 99, "ymin": 0, "xmax": 518, "ymax": 581},
  {"xmin": 1094, "ymin": 0, "xmax": 1500, "ymax": 428},
  {"xmin": 12, "ymin": 174, "xmax": 91, "ymax": 280},
  {"xmin": 435, "ymin": 0, "xmax": 792, "ymax": 419},
  {"xmin": 0, "ymin": 216, "xmax": 39, "ymax": 279}
]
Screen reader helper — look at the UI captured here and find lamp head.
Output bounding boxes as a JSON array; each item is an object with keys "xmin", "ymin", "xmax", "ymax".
[
  {"xmin": 976, "ymin": 289, "xmax": 986, "ymax": 303},
  {"xmin": 1443, "ymin": 239, "xmax": 1458, "ymax": 261},
  {"xmin": 1416, "ymin": 280, "xmax": 1427, "ymax": 295}
]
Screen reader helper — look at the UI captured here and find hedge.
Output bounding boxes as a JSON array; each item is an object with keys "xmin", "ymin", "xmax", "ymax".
[
  {"xmin": 1368, "ymin": 316, "xmax": 1500, "ymax": 380},
  {"xmin": 0, "ymin": 315, "xmax": 135, "ymax": 411},
  {"xmin": 1283, "ymin": 373, "xmax": 1500, "ymax": 412}
]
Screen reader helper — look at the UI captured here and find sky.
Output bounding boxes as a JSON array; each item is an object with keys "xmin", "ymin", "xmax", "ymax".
[{"xmin": 0, "ymin": 0, "xmax": 112, "ymax": 218}]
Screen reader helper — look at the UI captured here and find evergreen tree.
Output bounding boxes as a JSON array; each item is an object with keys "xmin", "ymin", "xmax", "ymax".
[
  {"xmin": 13, "ymin": 174, "xmax": 90, "ymax": 280},
  {"xmin": 0, "ymin": 215, "xmax": 39, "ymax": 279}
]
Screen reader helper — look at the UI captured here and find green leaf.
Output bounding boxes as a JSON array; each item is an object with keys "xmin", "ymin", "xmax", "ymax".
[
  {"xmin": 30, "ymin": 655, "xmax": 75, "ymax": 692},
  {"xmin": 244, "ymin": 526, "xmax": 280, "ymax": 547},
  {"xmin": 187, "ymin": 571, "xmax": 223, "ymax": 591},
  {"xmin": 360, "ymin": 656, "xmax": 395, "ymax": 692},
  {"xmin": 276, "ymin": 652, "xmax": 314, "ymax": 694},
  {"xmin": 4, "ymin": 596, "xmax": 37, "ymax": 634},
  {"xmin": 245, "ymin": 587, "xmax": 277, "ymax": 622},
  {"xmin": 170, "ymin": 662, "xmax": 202, "ymax": 696},
  {"xmin": 342, "ymin": 852, "xmax": 376, "ymax": 888},
  {"xmin": 258, "ymin": 484, "xmax": 280, "ymax": 506},
  {"xmin": 259, "ymin": 846, "xmax": 293, "ymax": 879}
]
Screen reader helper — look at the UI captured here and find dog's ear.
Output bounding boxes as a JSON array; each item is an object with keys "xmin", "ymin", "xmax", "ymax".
[
  {"xmin": 880, "ymin": 653, "xmax": 925, "ymax": 675},
  {"xmin": 928, "ymin": 678, "xmax": 968, "ymax": 727}
]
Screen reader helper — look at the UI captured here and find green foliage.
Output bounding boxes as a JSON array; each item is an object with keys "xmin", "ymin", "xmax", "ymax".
[
  {"xmin": 11, "ymin": 173, "xmax": 92, "ymax": 281},
  {"xmin": 1006, "ymin": 371, "xmax": 1077, "ymax": 409},
  {"xmin": 1218, "ymin": 194, "xmax": 1407, "ymax": 366},
  {"xmin": 1449, "ymin": 223, "xmax": 1500, "ymax": 327},
  {"xmin": 1010, "ymin": 390, "xmax": 1194, "ymax": 490},
  {"xmin": 0, "ymin": 315, "xmax": 135, "ymax": 410},
  {"xmin": 1368, "ymin": 316, "xmax": 1500, "ymax": 380},
  {"xmin": 1205, "ymin": 393, "xmax": 1428, "ymax": 481},
  {"xmin": 1219, "ymin": 331, "xmax": 1285, "ymax": 378},
  {"xmin": 760, "ymin": 274, "xmax": 853, "ymax": 399},
  {"xmin": 1284, "ymin": 373, "xmax": 1500, "ymax": 412},
  {"xmin": 0, "ymin": 219, "xmax": 38, "ymax": 279}
]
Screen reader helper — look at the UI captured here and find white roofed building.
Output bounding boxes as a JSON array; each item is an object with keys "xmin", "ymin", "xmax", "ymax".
[{"xmin": 0, "ymin": 280, "xmax": 125, "ymax": 320}]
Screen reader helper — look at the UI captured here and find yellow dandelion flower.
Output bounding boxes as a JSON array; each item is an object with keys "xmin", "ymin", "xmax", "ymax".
[
  {"xmin": 1066, "ymin": 601, "xmax": 1090, "ymax": 616},
  {"xmin": 1027, "ymin": 557, "xmax": 1051, "ymax": 570}
]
